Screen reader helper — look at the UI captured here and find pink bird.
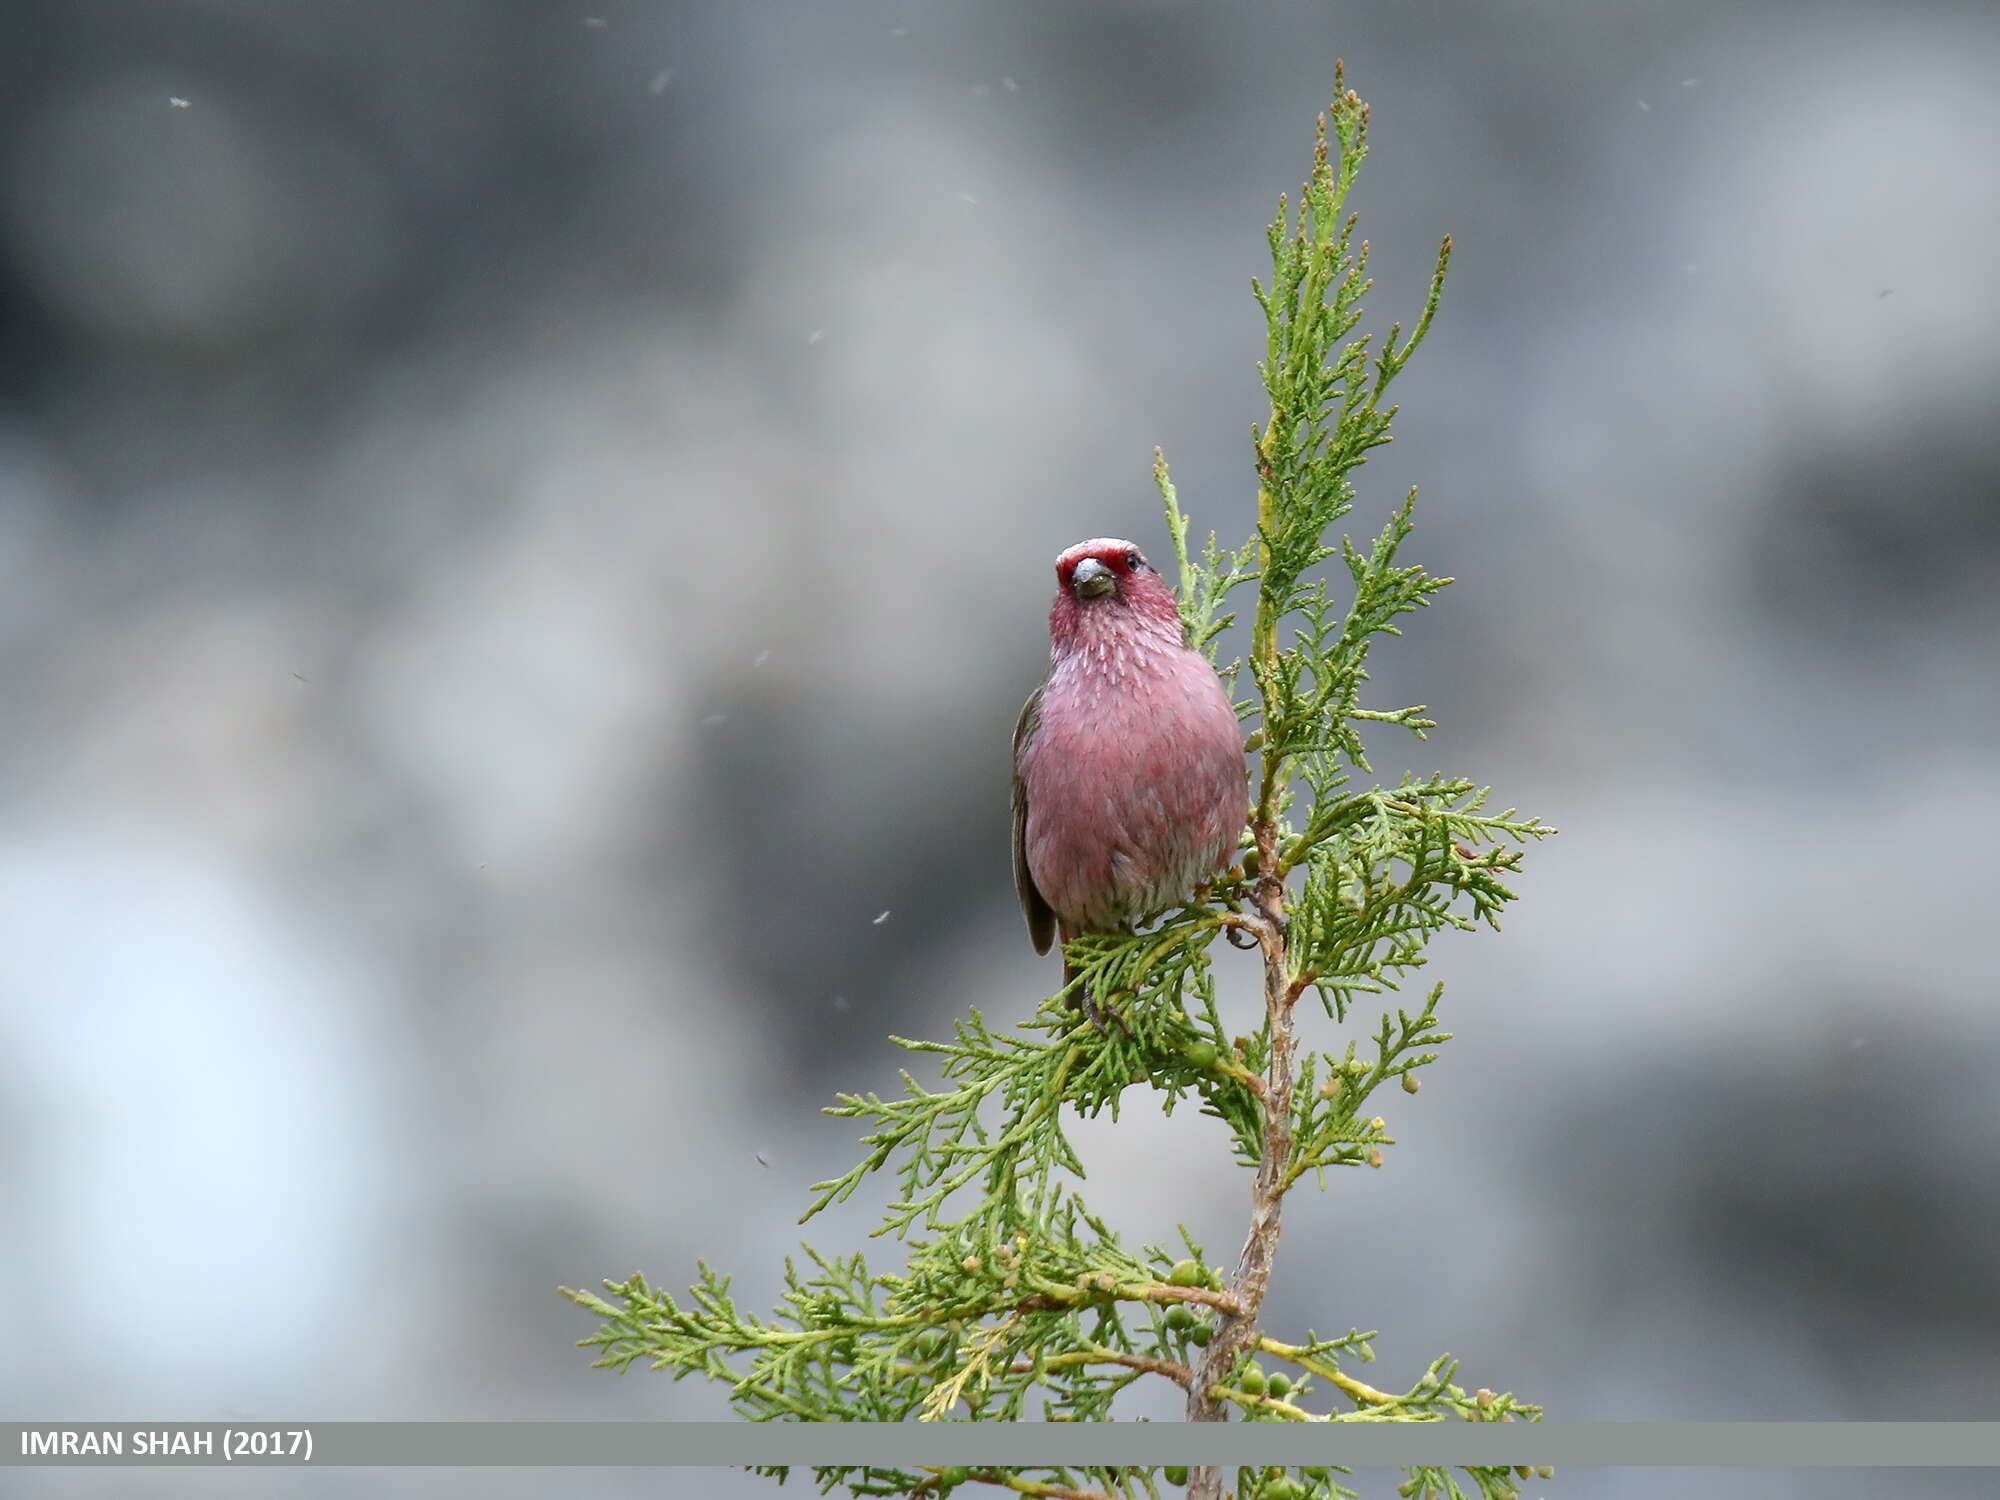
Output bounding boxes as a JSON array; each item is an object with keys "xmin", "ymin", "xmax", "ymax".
[{"xmin": 1012, "ymin": 538, "xmax": 1248, "ymax": 992}]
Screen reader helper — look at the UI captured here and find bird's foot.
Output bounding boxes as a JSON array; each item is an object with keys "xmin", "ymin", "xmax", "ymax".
[
  {"xmin": 1067, "ymin": 982, "xmax": 1133, "ymax": 1037},
  {"xmin": 1088, "ymin": 993, "xmax": 1133, "ymax": 1037}
]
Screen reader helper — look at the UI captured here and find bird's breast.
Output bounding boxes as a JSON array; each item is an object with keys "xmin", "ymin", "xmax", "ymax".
[{"xmin": 1018, "ymin": 645, "xmax": 1247, "ymax": 932}]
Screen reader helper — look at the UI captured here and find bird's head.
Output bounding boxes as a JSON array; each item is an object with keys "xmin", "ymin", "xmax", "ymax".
[{"xmin": 1047, "ymin": 538, "xmax": 1185, "ymax": 655}]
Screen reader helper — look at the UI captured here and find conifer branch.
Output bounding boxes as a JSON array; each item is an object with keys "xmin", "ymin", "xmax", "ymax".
[{"xmin": 567, "ymin": 61, "xmax": 1554, "ymax": 1500}]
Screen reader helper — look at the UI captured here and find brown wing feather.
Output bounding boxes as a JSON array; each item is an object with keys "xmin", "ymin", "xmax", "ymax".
[{"xmin": 1011, "ymin": 681, "xmax": 1056, "ymax": 954}]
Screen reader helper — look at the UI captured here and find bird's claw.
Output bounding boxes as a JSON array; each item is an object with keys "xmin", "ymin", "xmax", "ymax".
[
  {"xmin": 1069, "ymin": 984, "xmax": 1133, "ymax": 1036},
  {"xmin": 1090, "ymin": 993, "xmax": 1134, "ymax": 1037}
]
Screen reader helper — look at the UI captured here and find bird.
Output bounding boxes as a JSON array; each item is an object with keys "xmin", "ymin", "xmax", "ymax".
[{"xmin": 1011, "ymin": 538, "xmax": 1248, "ymax": 1005}]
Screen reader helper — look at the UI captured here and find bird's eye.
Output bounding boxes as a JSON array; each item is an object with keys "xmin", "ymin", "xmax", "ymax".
[{"xmin": 1125, "ymin": 550, "xmax": 1143, "ymax": 571}]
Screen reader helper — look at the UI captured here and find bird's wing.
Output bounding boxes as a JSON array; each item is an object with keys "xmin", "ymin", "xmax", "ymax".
[{"xmin": 1012, "ymin": 681, "xmax": 1056, "ymax": 955}]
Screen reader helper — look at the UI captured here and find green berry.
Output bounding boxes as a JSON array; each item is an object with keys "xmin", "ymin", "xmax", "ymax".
[
  {"xmin": 1163, "ymin": 1468, "xmax": 1189, "ymax": 1487},
  {"xmin": 1185, "ymin": 1040, "xmax": 1219, "ymax": 1070},
  {"xmin": 1166, "ymin": 1258, "xmax": 1204, "ymax": 1287},
  {"xmin": 938, "ymin": 1466, "xmax": 969, "ymax": 1487},
  {"xmin": 1165, "ymin": 1305, "xmax": 1193, "ymax": 1331},
  {"xmin": 1188, "ymin": 1322, "xmax": 1213, "ymax": 1346},
  {"xmin": 1241, "ymin": 848, "xmax": 1261, "ymax": 876},
  {"xmin": 1239, "ymin": 1362, "xmax": 1267, "ymax": 1395},
  {"xmin": 1266, "ymin": 1372, "xmax": 1293, "ymax": 1398}
]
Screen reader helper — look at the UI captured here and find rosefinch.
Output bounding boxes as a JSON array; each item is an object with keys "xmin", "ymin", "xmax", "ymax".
[{"xmin": 1011, "ymin": 538, "xmax": 1248, "ymax": 994}]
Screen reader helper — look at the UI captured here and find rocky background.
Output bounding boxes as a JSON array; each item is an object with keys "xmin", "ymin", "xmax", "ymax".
[{"xmin": 2, "ymin": 3, "xmax": 1996, "ymax": 1497}]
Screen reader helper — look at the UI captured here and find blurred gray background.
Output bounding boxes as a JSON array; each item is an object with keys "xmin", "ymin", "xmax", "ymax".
[{"xmin": 2, "ymin": 1, "xmax": 1996, "ymax": 1497}]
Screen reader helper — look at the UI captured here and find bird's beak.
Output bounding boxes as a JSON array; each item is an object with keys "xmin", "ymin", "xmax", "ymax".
[{"xmin": 1071, "ymin": 558, "xmax": 1116, "ymax": 599}]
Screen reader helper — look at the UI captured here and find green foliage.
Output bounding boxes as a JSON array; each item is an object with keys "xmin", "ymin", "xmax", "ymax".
[
  {"xmin": 1282, "ymin": 779, "xmax": 1542, "ymax": 1025},
  {"xmin": 566, "ymin": 63, "xmax": 1554, "ymax": 1500}
]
